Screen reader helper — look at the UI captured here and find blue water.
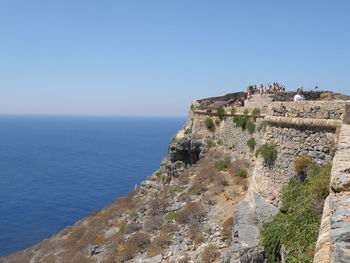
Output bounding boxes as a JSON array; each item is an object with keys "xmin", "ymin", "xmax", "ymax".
[{"xmin": 0, "ymin": 115, "xmax": 185, "ymax": 257}]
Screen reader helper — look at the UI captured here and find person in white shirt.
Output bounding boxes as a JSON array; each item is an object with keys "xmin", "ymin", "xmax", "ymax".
[{"xmin": 294, "ymin": 88, "xmax": 305, "ymax": 101}]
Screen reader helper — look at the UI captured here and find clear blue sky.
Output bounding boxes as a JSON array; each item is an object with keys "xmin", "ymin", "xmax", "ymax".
[{"xmin": 1, "ymin": 0, "xmax": 349, "ymax": 116}]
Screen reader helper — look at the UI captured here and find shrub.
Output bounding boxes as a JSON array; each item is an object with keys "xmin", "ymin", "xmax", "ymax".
[
  {"xmin": 118, "ymin": 245, "xmax": 138, "ymax": 261},
  {"xmin": 255, "ymin": 143, "xmax": 278, "ymax": 166},
  {"xmin": 127, "ymin": 232, "xmax": 151, "ymax": 250},
  {"xmin": 184, "ymin": 128, "xmax": 192, "ymax": 135},
  {"xmin": 160, "ymin": 223, "xmax": 178, "ymax": 235},
  {"xmin": 216, "ymin": 108, "xmax": 226, "ymax": 121},
  {"xmin": 235, "ymin": 169, "xmax": 248, "ymax": 178},
  {"xmin": 214, "ymin": 157, "xmax": 231, "ymax": 171},
  {"xmin": 175, "ymin": 202, "xmax": 206, "ymax": 225},
  {"xmin": 201, "ymin": 245, "xmax": 220, "ymax": 263},
  {"xmin": 246, "ymin": 119, "xmax": 255, "ymax": 134},
  {"xmin": 260, "ymin": 163, "xmax": 331, "ymax": 263},
  {"xmin": 148, "ymin": 198, "xmax": 168, "ymax": 216},
  {"xmin": 257, "ymin": 121, "xmax": 267, "ymax": 132},
  {"xmin": 129, "ymin": 211, "xmax": 138, "ymax": 221},
  {"xmin": 189, "ymin": 224, "xmax": 205, "ymax": 246},
  {"xmin": 143, "ymin": 216, "xmax": 163, "ymax": 232},
  {"xmin": 147, "ymin": 234, "xmax": 173, "ymax": 257},
  {"xmin": 247, "ymin": 137, "xmax": 256, "ymax": 151},
  {"xmin": 251, "ymin": 107, "xmax": 261, "ymax": 118},
  {"xmin": 125, "ymin": 222, "xmax": 141, "ymax": 234},
  {"xmin": 204, "ymin": 117, "xmax": 214, "ymax": 129},
  {"xmin": 187, "ymin": 183, "xmax": 208, "ymax": 195},
  {"xmin": 206, "ymin": 140, "xmax": 217, "ymax": 148},
  {"xmin": 244, "ymin": 109, "xmax": 249, "ymax": 115},
  {"xmin": 118, "ymin": 222, "xmax": 127, "ymax": 233},
  {"xmin": 233, "ymin": 116, "xmax": 249, "ymax": 130},
  {"xmin": 164, "ymin": 212, "xmax": 178, "ymax": 222},
  {"xmin": 190, "ymin": 104, "xmax": 195, "ymax": 111},
  {"xmin": 295, "ymin": 154, "xmax": 314, "ymax": 181},
  {"xmin": 230, "ymin": 107, "xmax": 236, "ymax": 115}
]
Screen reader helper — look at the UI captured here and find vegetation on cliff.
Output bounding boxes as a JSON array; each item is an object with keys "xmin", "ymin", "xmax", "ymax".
[{"xmin": 260, "ymin": 160, "xmax": 331, "ymax": 263}]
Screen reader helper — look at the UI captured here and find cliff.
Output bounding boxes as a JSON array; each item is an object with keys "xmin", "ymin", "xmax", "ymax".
[{"xmin": 1, "ymin": 91, "xmax": 350, "ymax": 263}]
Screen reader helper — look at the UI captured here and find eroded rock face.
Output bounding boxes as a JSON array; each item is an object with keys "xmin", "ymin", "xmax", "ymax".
[{"xmin": 168, "ymin": 136, "xmax": 205, "ymax": 165}]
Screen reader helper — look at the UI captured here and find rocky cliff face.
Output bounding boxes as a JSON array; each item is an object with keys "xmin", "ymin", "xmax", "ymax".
[{"xmin": 2, "ymin": 91, "xmax": 350, "ymax": 263}]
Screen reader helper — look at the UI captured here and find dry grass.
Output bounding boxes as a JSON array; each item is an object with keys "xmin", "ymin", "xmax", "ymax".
[
  {"xmin": 189, "ymin": 224, "xmax": 206, "ymax": 246},
  {"xmin": 146, "ymin": 233, "xmax": 173, "ymax": 257},
  {"xmin": 124, "ymin": 221, "xmax": 141, "ymax": 234},
  {"xmin": 201, "ymin": 245, "xmax": 220, "ymax": 263},
  {"xmin": 143, "ymin": 215, "xmax": 163, "ymax": 232},
  {"xmin": 176, "ymin": 202, "xmax": 206, "ymax": 225},
  {"xmin": 117, "ymin": 244, "xmax": 138, "ymax": 262},
  {"xmin": 160, "ymin": 223, "xmax": 178, "ymax": 235},
  {"xmin": 221, "ymin": 217, "xmax": 233, "ymax": 243},
  {"xmin": 148, "ymin": 198, "xmax": 168, "ymax": 216}
]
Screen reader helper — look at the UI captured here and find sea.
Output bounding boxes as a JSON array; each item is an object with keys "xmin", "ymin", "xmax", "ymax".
[{"xmin": 0, "ymin": 115, "xmax": 185, "ymax": 257}]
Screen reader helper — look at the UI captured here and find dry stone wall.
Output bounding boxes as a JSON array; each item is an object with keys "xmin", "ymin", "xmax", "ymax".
[
  {"xmin": 253, "ymin": 124, "xmax": 336, "ymax": 206},
  {"xmin": 314, "ymin": 124, "xmax": 350, "ymax": 263},
  {"xmin": 270, "ymin": 101, "xmax": 346, "ymax": 120},
  {"xmin": 190, "ymin": 113, "xmax": 265, "ymax": 158}
]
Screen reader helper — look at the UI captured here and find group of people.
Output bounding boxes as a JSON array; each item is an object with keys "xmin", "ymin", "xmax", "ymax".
[
  {"xmin": 231, "ymin": 83, "xmax": 307, "ymax": 107},
  {"xmin": 246, "ymin": 83, "xmax": 286, "ymax": 99}
]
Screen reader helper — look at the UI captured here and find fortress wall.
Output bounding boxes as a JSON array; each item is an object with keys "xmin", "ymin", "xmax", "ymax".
[
  {"xmin": 251, "ymin": 123, "xmax": 337, "ymax": 206},
  {"xmin": 232, "ymin": 101, "xmax": 350, "ymax": 263},
  {"xmin": 190, "ymin": 113, "xmax": 265, "ymax": 158},
  {"xmin": 314, "ymin": 124, "xmax": 350, "ymax": 263},
  {"xmin": 269, "ymin": 101, "xmax": 347, "ymax": 120}
]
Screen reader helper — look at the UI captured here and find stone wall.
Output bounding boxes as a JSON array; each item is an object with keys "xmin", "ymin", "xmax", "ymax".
[
  {"xmin": 314, "ymin": 124, "xmax": 350, "ymax": 263},
  {"xmin": 252, "ymin": 123, "xmax": 336, "ymax": 206},
  {"xmin": 189, "ymin": 113, "xmax": 265, "ymax": 159},
  {"xmin": 270, "ymin": 101, "xmax": 349, "ymax": 120},
  {"xmin": 230, "ymin": 100, "xmax": 350, "ymax": 263}
]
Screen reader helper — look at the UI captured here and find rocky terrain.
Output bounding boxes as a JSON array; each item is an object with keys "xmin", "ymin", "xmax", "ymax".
[{"xmin": 2, "ymin": 90, "xmax": 350, "ymax": 263}]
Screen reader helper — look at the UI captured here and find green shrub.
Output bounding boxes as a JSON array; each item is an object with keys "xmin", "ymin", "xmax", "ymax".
[
  {"xmin": 155, "ymin": 171, "xmax": 162, "ymax": 179},
  {"xmin": 190, "ymin": 104, "xmax": 195, "ymax": 111},
  {"xmin": 246, "ymin": 119, "xmax": 255, "ymax": 134},
  {"xmin": 217, "ymin": 139, "xmax": 223, "ymax": 145},
  {"xmin": 255, "ymin": 143, "xmax": 278, "ymax": 165},
  {"xmin": 230, "ymin": 107, "xmax": 236, "ymax": 115},
  {"xmin": 233, "ymin": 116, "xmax": 249, "ymax": 130},
  {"xmin": 244, "ymin": 109, "xmax": 249, "ymax": 115},
  {"xmin": 247, "ymin": 138, "xmax": 256, "ymax": 151},
  {"xmin": 251, "ymin": 108, "xmax": 261, "ymax": 118},
  {"xmin": 129, "ymin": 211, "xmax": 138, "ymax": 221},
  {"xmin": 235, "ymin": 169, "xmax": 248, "ymax": 178},
  {"xmin": 184, "ymin": 128, "xmax": 192, "ymax": 135},
  {"xmin": 204, "ymin": 118, "xmax": 215, "ymax": 129},
  {"xmin": 165, "ymin": 212, "xmax": 178, "ymax": 222},
  {"xmin": 257, "ymin": 121, "xmax": 267, "ymax": 132},
  {"xmin": 214, "ymin": 157, "xmax": 231, "ymax": 171},
  {"xmin": 260, "ymin": 163, "xmax": 331, "ymax": 263},
  {"xmin": 206, "ymin": 141, "xmax": 217, "ymax": 148},
  {"xmin": 216, "ymin": 108, "xmax": 226, "ymax": 121},
  {"xmin": 119, "ymin": 222, "xmax": 127, "ymax": 233}
]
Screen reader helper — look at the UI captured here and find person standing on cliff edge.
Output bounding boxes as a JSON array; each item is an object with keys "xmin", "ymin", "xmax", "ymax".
[{"xmin": 294, "ymin": 88, "xmax": 305, "ymax": 101}]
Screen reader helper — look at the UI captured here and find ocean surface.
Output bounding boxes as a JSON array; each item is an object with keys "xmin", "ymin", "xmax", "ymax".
[{"xmin": 0, "ymin": 115, "xmax": 185, "ymax": 257}]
